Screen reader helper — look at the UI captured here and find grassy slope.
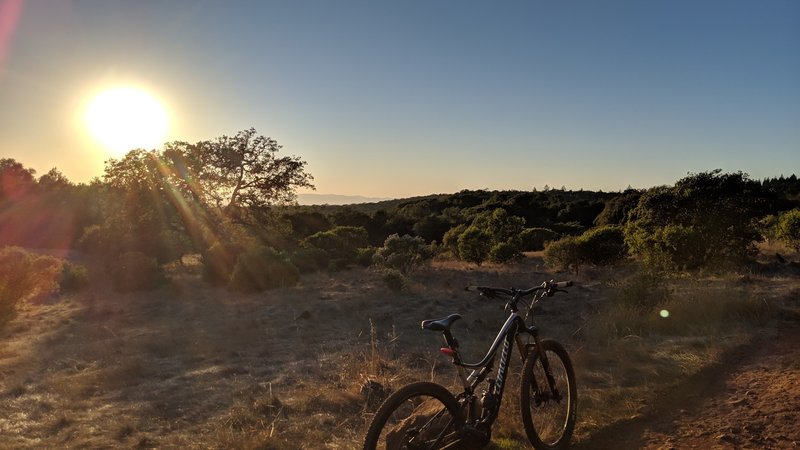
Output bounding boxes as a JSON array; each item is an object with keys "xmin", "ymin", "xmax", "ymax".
[{"xmin": 0, "ymin": 254, "xmax": 797, "ymax": 449}]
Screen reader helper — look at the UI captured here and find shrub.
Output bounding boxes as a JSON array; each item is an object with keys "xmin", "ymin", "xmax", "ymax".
[
  {"xmin": 489, "ymin": 242, "xmax": 521, "ymax": 264},
  {"xmin": 519, "ymin": 227, "xmax": 560, "ymax": 251},
  {"xmin": 154, "ymin": 229, "xmax": 192, "ymax": 265},
  {"xmin": 356, "ymin": 247, "xmax": 377, "ymax": 267},
  {"xmin": 302, "ymin": 226, "xmax": 369, "ymax": 267},
  {"xmin": 228, "ymin": 247, "xmax": 299, "ymax": 292},
  {"xmin": 611, "ymin": 271, "xmax": 670, "ymax": 310},
  {"xmin": 579, "ymin": 225, "xmax": 627, "ymax": 266},
  {"xmin": 202, "ymin": 242, "xmax": 241, "ymax": 285},
  {"xmin": 457, "ymin": 226, "xmax": 492, "ymax": 265},
  {"xmin": 0, "ymin": 247, "xmax": 61, "ymax": 318},
  {"xmin": 77, "ymin": 224, "xmax": 127, "ymax": 260},
  {"xmin": 288, "ymin": 247, "xmax": 329, "ymax": 274},
  {"xmin": 442, "ymin": 224, "xmax": 467, "ymax": 256},
  {"xmin": 372, "ymin": 234, "xmax": 431, "ymax": 275},
  {"xmin": 111, "ymin": 251, "xmax": 165, "ymax": 292},
  {"xmin": 625, "ymin": 170, "xmax": 771, "ymax": 271},
  {"xmin": 470, "ymin": 208, "xmax": 526, "ymax": 245},
  {"xmin": 775, "ymin": 208, "xmax": 800, "ymax": 252},
  {"xmin": 60, "ymin": 262, "xmax": 89, "ymax": 291},
  {"xmin": 543, "ymin": 226, "xmax": 627, "ymax": 272},
  {"xmin": 543, "ymin": 236, "xmax": 582, "ymax": 273},
  {"xmin": 550, "ymin": 222, "xmax": 586, "ymax": 236},
  {"xmin": 381, "ymin": 269, "xmax": 407, "ymax": 292}
]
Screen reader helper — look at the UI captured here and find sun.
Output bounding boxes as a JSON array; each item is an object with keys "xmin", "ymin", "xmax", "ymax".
[{"xmin": 85, "ymin": 86, "xmax": 169, "ymax": 157}]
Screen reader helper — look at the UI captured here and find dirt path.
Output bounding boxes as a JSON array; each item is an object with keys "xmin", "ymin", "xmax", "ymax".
[{"xmin": 575, "ymin": 325, "xmax": 800, "ymax": 449}]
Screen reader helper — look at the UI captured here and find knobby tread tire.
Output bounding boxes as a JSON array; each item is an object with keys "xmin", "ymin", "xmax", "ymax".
[
  {"xmin": 363, "ymin": 381, "xmax": 465, "ymax": 450},
  {"xmin": 520, "ymin": 339, "xmax": 577, "ymax": 450}
]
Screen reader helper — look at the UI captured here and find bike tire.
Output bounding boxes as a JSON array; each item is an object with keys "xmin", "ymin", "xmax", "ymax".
[
  {"xmin": 520, "ymin": 339, "xmax": 577, "ymax": 450},
  {"xmin": 363, "ymin": 381, "xmax": 466, "ymax": 450}
]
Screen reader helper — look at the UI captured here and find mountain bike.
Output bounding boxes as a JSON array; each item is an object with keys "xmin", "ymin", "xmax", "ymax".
[{"xmin": 363, "ymin": 280, "xmax": 576, "ymax": 450}]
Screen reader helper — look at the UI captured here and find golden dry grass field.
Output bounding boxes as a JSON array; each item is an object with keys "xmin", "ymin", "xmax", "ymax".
[{"xmin": 1, "ymin": 251, "xmax": 798, "ymax": 449}]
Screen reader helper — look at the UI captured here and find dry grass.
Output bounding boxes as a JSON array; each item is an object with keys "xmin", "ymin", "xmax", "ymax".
[{"xmin": 0, "ymin": 252, "xmax": 796, "ymax": 448}]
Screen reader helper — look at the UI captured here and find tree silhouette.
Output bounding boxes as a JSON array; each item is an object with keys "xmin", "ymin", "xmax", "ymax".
[{"xmin": 166, "ymin": 128, "xmax": 314, "ymax": 213}]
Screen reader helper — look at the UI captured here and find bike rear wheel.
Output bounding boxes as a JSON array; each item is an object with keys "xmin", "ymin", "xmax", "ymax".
[
  {"xmin": 363, "ymin": 381, "xmax": 466, "ymax": 450},
  {"xmin": 520, "ymin": 339, "xmax": 577, "ymax": 450}
]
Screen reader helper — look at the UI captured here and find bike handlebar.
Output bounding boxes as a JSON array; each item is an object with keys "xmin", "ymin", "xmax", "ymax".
[{"xmin": 465, "ymin": 280, "xmax": 572, "ymax": 299}]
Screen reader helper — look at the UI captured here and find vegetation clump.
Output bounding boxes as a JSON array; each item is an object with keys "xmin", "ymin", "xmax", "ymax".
[
  {"xmin": 59, "ymin": 262, "xmax": 89, "ymax": 291},
  {"xmin": 519, "ymin": 227, "xmax": 560, "ymax": 251},
  {"xmin": 381, "ymin": 269, "xmax": 407, "ymax": 292},
  {"xmin": 228, "ymin": 247, "xmax": 299, "ymax": 292},
  {"xmin": 544, "ymin": 225, "xmax": 626, "ymax": 273},
  {"xmin": 372, "ymin": 234, "xmax": 431, "ymax": 275},
  {"xmin": 775, "ymin": 208, "xmax": 800, "ymax": 252},
  {"xmin": 302, "ymin": 226, "xmax": 369, "ymax": 270},
  {"xmin": 0, "ymin": 247, "xmax": 61, "ymax": 319},
  {"xmin": 202, "ymin": 242, "xmax": 241, "ymax": 285},
  {"xmin": 111, "ymin": 251, "xmax": 166, "ymax": 292},
  {"xmin": 625, "ymin": 170, "xmax": 772, "ymax": 271}
]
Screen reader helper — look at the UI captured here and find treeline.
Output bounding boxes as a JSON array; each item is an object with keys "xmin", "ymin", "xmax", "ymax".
[{"xmin": 2, "ymin": 132, "xmax": 800, "ymax": 293}]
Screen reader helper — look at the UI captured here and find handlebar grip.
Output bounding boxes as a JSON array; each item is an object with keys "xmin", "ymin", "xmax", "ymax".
[{"xmin": 554, "ymin": 281, "xmax": 573, "ymax": 288}]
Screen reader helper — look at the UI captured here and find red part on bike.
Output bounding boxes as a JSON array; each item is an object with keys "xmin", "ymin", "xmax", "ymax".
[{"xmin": 440, "ymin": 347, "xmax": 455, "ymax": 357}]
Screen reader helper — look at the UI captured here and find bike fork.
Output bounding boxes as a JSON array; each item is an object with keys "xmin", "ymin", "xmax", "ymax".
[{"xmin": 529, "ymin": 335, "xmax": 561, "ymax": 401}]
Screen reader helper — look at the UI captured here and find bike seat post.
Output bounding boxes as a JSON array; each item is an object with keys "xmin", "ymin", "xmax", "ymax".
[
  {"xmin": 442, "ymin": 329, "xmax": 458, "ymax": 350},
  {"xmin": 441, "ymin": 329, "xmax": 472, "ymax": 391}
]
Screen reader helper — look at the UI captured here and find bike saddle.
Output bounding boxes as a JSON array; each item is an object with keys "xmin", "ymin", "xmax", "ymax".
[{"xmin": 421, "ymin": 314, "xmax": 462, "ymax": 332}]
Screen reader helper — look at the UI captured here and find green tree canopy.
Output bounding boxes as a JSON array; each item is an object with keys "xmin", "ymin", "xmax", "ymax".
[
  {"xmin": 165, "ymin": 128, "xmax": 314, "ymax": 212},
  {"xmin": 776, "ymin": 208, "xmax": 800, "ymax": 252},
  {"xmin": 625, "ymin": 170, "xmax": 772, "ymax": 270}
]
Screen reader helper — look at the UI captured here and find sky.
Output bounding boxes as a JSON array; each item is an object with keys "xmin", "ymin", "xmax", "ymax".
[{"xmin": 1, "ymin": 0, "xmax": 798, "ymax": 199}]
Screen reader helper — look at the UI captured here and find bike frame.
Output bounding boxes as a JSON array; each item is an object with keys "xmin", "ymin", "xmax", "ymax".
[{"xmin": 440, "ymin": 291, "xmax": 556, "ymax": 427}]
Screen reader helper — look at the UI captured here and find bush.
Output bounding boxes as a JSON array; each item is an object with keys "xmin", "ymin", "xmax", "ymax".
[
  {"xmin": 111, "ymin": 251, "xmax": 165, "ymax": 292},
  {"xmin": 154, "ymin": 229, "xmax": 192, "ymax": 265},
  {"xmin": 776, "ymin": 208, "xmax": 800, "ymax": 252},
  {"xmin": 442, "ymin": 224, "xmax": 467, "ymax": 256},
  {"xmin": 611, "ymin": 271, "xmax": 670, "ymax": 310},
  {"xmin": 288, "ymin": 247, "xmax": 329, "ymax": 274},
  {"xmin": 372, "ymin": 234, "xmax": 431, "ymax": 275},
  {"xmin": 0, "ymin": 247, "xmax": 61, "ymax": 318},
  {"xmin": 457, "ymin": 226, "xmax": 492, "ymax": 265},
  {"xmin": 381, "ymin": 269, "xmax": 407, "ymax": 292},
  {"xmin": 302, "ymin": 226, "xmax": 369, "ymax": 267},
  {"xmin": 519, "ymin": 227, "xmax": 560, "ymax": 251},
  {"xmin": 202, "ymin": 242, "xmax": 241, "ymax": 285},
  {"xmin": 470, "ymin": 208, "xmax": 526, "ymax": 245},
  {"xmin": 543, "ymin": 236, "xmax": 582, "ymax": 273},
  {"xmin": 550, "ymin": 222, "xmax": 586, "ymax": 236},
  {"xmin": 228, "ymin": 247, "xmax": 299, "ymax": 292},
  {"xmin": 625, "ymin": 170, "xmax": 771, "ymax": 271},
  {"xmin": 543, "ymin": 226, "xmax": 627, "ymax": 272},
  {"xmin": 60, "ymin": 262, "xmax": 89, "ymax": 291},
  {"xmin": 579, "ymin": 225, "xmax": 627, "ymax": 266},
  {"xmin": 489, "ymin": 242, "xmax": 521, "ymax": 264},
  {"xmin": 356, "ymin": 247, "xmax": 377, "ymax": 267},
  {"xmin": 77, "ymin": 224, "xmax": 126, "ymax": 260}
]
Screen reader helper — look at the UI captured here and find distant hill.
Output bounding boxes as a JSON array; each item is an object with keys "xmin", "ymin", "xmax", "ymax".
[{"xmin": 297, "ymin": 193, "xmax": 394, "ymax": 205}]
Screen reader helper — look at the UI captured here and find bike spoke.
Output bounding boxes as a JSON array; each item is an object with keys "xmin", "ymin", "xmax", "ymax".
[{"xmin": 527, "ymin": 348, "xmax": 572, "ymax": 446}]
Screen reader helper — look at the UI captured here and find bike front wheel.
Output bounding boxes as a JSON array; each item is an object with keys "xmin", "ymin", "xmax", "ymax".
[
  {"xmin": 363, "ymin": 381, "xmax": 466, "ymax": 450},
  {"xmin": 520, "ymin": 339, "xmax": 577, "ymax": 450}
]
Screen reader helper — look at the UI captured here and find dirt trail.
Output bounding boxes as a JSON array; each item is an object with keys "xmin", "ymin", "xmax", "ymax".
[{"xmin": 575, "ymin": 325, "xmax": 800, "ymax": 449}]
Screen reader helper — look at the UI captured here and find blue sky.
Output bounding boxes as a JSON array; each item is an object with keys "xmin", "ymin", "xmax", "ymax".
[{"xmin": 1, "ymin": 0, "xmax": 798, "ymax": 198}]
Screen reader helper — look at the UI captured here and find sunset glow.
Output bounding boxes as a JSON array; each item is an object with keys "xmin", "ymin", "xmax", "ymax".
[{"xmin": 84, "ymin": 87, "xmax": 169, "ymax": 157}]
